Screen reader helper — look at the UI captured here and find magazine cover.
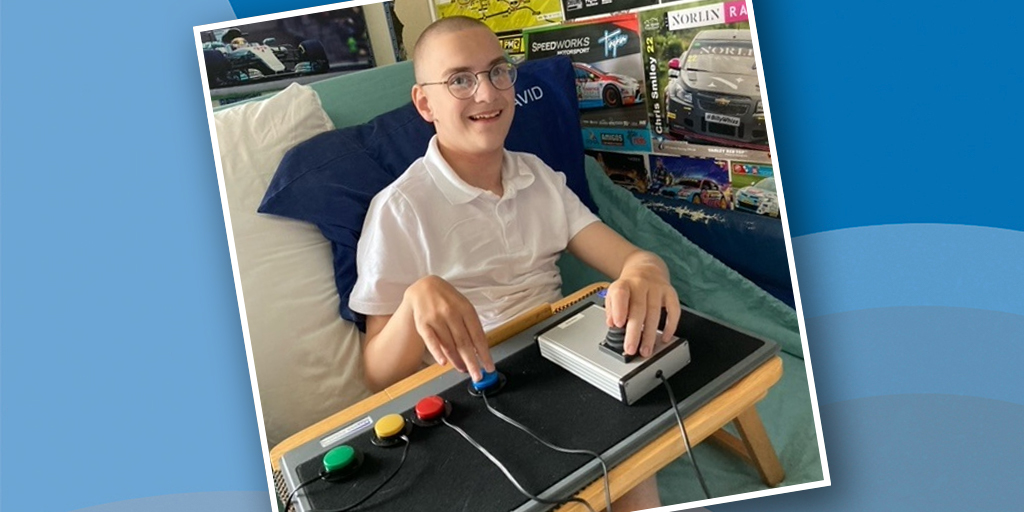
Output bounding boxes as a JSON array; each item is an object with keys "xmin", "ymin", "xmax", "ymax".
[
  {"xmin": 731, "ymin": 161, "xmax": 779, "ymax": 218},
  {"xmin": 199, "ymin": 7, "xmax": 375, "ymax": 106},
  {"xmin": 433, "ymin": 0, "xmax": 563, "ymax": 33},
  {"xmin": 525, "ymin": 13, "xmax": 652, "ymax": 152},
  {"xmin": 639, "ymin": 1, "xmax": 769, "ymax": 152},
  {"xmin": 586, "ymin": 150, "xmax": 651, "ymax": 193}
]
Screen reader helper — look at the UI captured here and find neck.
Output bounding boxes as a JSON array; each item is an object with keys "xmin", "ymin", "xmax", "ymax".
[{"xmin": 437, "ymin": 141, "xmax": 505, "ymax": 196}]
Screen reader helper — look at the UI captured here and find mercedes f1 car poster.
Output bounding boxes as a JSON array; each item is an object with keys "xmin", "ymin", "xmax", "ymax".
[
  {"xmin": 639, "ymin": 1, "xmax": 770, "ymax": 153},
  {"xmin": 525, "ymin": 13, "xmax": 651, "ymax": 152},
  {"xmin": 200, "ymin": 7, "xmax": 375, "ymax": 106}
]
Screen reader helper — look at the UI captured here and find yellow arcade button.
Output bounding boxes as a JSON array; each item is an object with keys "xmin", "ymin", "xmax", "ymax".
[{"xmin": 374, "ymin": 414, "xmax": 406, "ymax": 439}]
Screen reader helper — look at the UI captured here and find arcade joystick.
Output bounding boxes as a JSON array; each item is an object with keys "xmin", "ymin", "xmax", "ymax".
[
  {"xmin": 599, "ymin": 325, "xmax": 636, "ymax": 363},
  {"xmin": 536, "ymin": 301, "xmax": 691, "ymax": 405},
  {"xmin": 411, "ymin": 395, "xmax": 451, "ymax": 427},
  {"xmin": 371, "ymin": 413, "xmax": 411, "ymax": 447},
  {"xmin": 320, "ymin": 444, "xmax": 364, "ymax": 481},
  {"xmin": 467, "ymin": 370, "xmax": 507, "ymax": 397}
]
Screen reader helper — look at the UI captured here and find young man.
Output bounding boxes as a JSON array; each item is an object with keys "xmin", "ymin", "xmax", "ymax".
[{"xmin": 350, "ymin": 16, "xmax": 679, "ymax": 510}]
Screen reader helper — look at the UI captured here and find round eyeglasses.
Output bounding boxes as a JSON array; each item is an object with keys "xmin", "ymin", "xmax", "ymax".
[{"xmin": 419, "ymin": 62, "xmax": 518, "ymax": 100}]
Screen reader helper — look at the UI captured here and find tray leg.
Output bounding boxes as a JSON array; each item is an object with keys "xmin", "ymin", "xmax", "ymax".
[{"xmin": 708, "ymin": 405, "xmax": 785, "ymax": 487}]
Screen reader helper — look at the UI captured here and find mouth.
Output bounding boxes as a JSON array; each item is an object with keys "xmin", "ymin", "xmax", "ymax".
[{"xmin": 468, "ymin": 110, "xmax": 502, "ymax": 122}]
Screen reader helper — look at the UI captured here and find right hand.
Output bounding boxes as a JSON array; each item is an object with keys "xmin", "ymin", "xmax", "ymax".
[{"xmin": 404, "ymin": 275, "xmax": 495, "ymax": 382}]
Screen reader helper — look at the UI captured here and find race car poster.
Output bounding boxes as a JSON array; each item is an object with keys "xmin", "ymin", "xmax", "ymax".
[
  {"xmin": 586, "ymin": 150, "xmax": 651, "ymax": 194},
  {"xmin": 562, "ymin": 0, "xmax": 659, "ymax": 22},
  {"xmin": 648, "ymin": 153, "xmax": 731, "ymax": 210},
  {"xmin": 639, "ymin": 1, "xmax": 770, "ymax": 153},
  {"xmin": 200, "ymin": 7, "xmax": 375, "ymax": 106},
  {"xmin": 730, "ymin": 161, "xmax": 779, "ymax": 218},
  {"xmin": 525, "ymin": 14, "xmax": 652, "ymax": 152},
  {"xmin": 434, "ymin": 0, "xmax": 563, "ymax": 33}
]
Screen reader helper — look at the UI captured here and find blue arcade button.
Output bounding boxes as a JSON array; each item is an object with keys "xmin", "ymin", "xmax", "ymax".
[{"xmin": 472, "ymin": 371, "xmax": 500, "ymax": 391}]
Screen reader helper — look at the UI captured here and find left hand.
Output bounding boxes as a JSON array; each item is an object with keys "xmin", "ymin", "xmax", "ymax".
[{"xmin": 604, "ymin": 254, "xmax": 681, "ymax": 358}]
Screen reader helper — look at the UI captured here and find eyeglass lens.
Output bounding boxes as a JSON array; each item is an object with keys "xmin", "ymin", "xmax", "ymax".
[{"xmin": 447, "ymin": 63, "xmax": 517, "ymax": 99}]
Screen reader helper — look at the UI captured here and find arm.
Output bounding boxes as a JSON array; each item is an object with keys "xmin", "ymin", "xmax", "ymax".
[
  {"xmin": 361, "ymin": 275, "xmax": 496, "ymax": 393},
  {"xmin": 567, "ymin": 222, "xmax": 681, "ymax": 358}
]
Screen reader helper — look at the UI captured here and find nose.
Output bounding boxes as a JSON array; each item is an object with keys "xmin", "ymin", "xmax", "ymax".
[{"xmin": 473, "ymin": 74, "xmax": 501, "ymax": 103}]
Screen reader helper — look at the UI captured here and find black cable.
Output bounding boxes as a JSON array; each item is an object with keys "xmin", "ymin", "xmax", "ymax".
[
  {"xmin": 293, "ymin": 436, "xmax": 411, "ymax": 512},
  {"xmin": 656, "ymin": 372, "xmax": 711, "ymax": 500},
  {"xmin": 481, "ymin": 393, "xmax": 613, "ymax": 512},
  {"xmin": 284, "ymin": 473, "xmax": 324, "ymax": 512},
  {"xmin": 442, "ymin": 417, "xmax": 597, "ymax": 512}
]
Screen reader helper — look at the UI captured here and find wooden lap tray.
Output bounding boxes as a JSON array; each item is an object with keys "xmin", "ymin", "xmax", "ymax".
[{"xmin": 271, "ymin": 284, "xmax": 785, "ymax": 510}]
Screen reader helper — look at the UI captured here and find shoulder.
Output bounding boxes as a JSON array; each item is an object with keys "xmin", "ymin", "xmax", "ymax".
[
  {"xmin": 507, "ymin": 150, "xmax": 565, "ymax": 184},
  {"xmin": 368, "ymin": 158, "xmax": 435, "ymax": 216}
]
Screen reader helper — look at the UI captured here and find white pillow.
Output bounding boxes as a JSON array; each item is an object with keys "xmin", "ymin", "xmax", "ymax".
[{"xmin": 215, "ymin": 83, "xmax": 370, "ymax": 449}]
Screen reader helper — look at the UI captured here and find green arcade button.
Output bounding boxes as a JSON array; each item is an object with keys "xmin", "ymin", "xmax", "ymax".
[{"xmin": 323, "ymin": 445, "xmax": 357, "ymax": 474}]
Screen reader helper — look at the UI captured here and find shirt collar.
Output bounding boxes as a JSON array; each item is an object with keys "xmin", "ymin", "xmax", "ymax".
[{"xmin": 423, "ymin": 135, "xmax": 535, "ymax": 205}]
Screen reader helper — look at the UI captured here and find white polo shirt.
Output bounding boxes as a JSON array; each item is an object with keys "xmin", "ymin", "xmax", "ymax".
[{"xmin": 350, "ymin": 135, "xmax": 600, "ymax": 331}]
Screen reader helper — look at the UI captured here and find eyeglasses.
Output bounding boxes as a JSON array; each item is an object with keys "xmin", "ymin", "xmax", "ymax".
[{"xmin": 419, "ymin": 62, "xmax": 518, "ymax": 100}]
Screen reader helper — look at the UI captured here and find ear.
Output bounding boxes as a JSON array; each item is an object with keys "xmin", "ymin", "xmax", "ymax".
[{"xmin": 411, "ymin": 85, "xmax": 435, "ymax": 123}]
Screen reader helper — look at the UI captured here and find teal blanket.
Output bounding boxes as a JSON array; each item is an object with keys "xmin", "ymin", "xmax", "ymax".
[{"xmin": 560, "ymin": 159, "xmax": 823, "ymax": 504}]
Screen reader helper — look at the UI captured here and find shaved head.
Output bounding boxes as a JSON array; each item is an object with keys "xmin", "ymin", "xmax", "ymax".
[{"xmin": 413, "ymin": 16, "xmax": 496, "ymax": 83}]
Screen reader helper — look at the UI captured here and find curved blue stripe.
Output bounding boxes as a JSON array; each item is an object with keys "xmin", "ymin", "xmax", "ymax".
[
  {"xmin": 708, "ymin": 394, "xmax": 1024, "ymax": 511},
  {"xmin": 805, "ymin": 306, "xmax": 1024, "ymax": 407},
  {"xmin": 70, "ymin": 492, "xmax": 270, "ymax": 512},
  {"xmin": 792, "ymin": 224, "xmax": 1024, "ymax": 319}
]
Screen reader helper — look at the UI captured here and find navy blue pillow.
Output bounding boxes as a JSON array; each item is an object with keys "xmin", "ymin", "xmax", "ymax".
[{"xmin": 259, "ymin": 56, "xmax": 594, "ymax": 329}]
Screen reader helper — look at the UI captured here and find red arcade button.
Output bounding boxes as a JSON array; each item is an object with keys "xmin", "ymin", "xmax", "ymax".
[{"xmin": 415, "ymin": 396, "xmax": 447, "ymax": 421}]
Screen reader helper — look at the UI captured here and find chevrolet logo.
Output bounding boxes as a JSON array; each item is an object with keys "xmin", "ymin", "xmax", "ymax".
[{"xmin": 715, "ymin": 98, "xmax": 731, "ymax": 106}]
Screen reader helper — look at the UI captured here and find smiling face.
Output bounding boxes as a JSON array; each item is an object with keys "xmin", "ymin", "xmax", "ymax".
[{"xmin": 411, "ymin": 26, "xmax": 515, "ymax": 161}]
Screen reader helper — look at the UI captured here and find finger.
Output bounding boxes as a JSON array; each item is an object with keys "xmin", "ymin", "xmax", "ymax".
[
  {"xmin": 623, "ymin": 296, "xmax": 646, "ymax": 356},
  {"xmin": 606, "ymin": 283, "xmax": 631, "ymax": 328},
  {"xmin": 464, "ymin": 315, "xmax": 494, "ymax": 373},
  {"xmin": 450, "ymin": 321, "xmax": 483, "ymax": 382},
  {"xmin": 433, "ymin": 322, "xmax": 465, "ymax": 373},
  {"xmin": 662, "ymin": 291, "xmax": 682, "ymax": 343},
  {"xmin": 419, "ymin": 325, "xmax": 447, "ymax": 366},
  {"xmin": 640, "ymin": 300, "xmax": 661, "ymax": 358}
]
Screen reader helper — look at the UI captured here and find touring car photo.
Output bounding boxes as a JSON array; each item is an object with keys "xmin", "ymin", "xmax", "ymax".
[
  {"xmin": 661, "ymin": 177, "xmax": 728, "ymax": 208},
  {"xmin": 734, "ymin": 176, "xmax": 779, "ymax": 217},
  {"xmin": 605, "ymin": 167, "xmax": 649, "ymax": 194},
  {"xmin": 201, "ymin": 28, "xmax": 330, "ymax": 88},
  {"xmin": 665, "ymin": 29, "xmax": 768, "ymax": 151},
  {"xmin": 573, "ymin": 62, "xmax": 644, "ymax": 109}
]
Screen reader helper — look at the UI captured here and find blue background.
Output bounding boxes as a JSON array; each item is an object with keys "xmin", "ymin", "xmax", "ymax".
[{"xmin": 2, "ymin": 0, "xmax": 1021, "ymax": 510}]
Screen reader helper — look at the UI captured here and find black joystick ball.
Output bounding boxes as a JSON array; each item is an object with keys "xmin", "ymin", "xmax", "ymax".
[
  {"xmin": 604, "ymin": 326, "xmax": 626, "ymax": 351},
  {"xmin": 600, "ymin": 325, "xmax": 636, "ymax": 363}
]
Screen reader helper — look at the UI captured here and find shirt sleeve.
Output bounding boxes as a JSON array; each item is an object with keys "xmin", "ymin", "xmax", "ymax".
[{"xmin": 349, "ymin": 188, "xmax": 426, "ymax": 316}]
